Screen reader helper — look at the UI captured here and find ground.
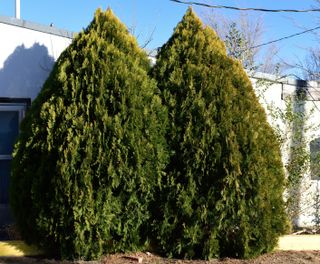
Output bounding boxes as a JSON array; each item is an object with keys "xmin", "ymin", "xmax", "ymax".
[{"xmin": 1, "ymin": 251, "xmax": 320, "ymax": 264}]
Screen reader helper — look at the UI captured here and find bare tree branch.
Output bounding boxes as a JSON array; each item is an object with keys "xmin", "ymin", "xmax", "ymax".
[
  {"xmin": 128, "ymin": 24, "xmax": 156, "ymax": 53},
  {"xmin": 200, "ymin": 9, "xmax": 283, "ymax": 74}
]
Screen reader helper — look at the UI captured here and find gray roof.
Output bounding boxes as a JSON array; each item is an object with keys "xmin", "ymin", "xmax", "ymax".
[{"xmin": 0, "ymin": 15, "xmax": 75, "ymax": 39}]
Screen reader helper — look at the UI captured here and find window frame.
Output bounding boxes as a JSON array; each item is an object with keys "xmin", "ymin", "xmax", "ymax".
[{"xmin": 0, "ymin": 98, "xmax": 30, "ymax": 205}]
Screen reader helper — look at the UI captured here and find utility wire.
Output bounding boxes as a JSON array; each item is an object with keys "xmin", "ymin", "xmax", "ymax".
[
  {"xmin": 229, "ymin": 26, "xmax": 320, "ymax": 57},
  {"xmin": 171, "ymin": 0, "xmax": 320, "ymax": 52},
  {"xmin": 150, "ymin": 25, "xmax": 320, "ymax": 74},
  {"xmin": 248, "ymin": 26, "xmax": 320, "ymax": 50},
  {"xmin": 170, "ymin": 0, "xmax": 320, "ymax": 13}
]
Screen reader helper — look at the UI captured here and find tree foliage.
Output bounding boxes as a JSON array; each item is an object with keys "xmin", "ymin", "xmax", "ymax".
[
  {"xmin": 10, "ymin": 8, "xmax": 167, "ymax": 260},
  {"xmin": 151, "ymin": 8, "xmax": 288, "ymax": 259}
]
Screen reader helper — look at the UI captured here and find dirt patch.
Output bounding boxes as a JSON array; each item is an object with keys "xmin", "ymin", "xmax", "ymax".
[{"xmin": 1, "ymin": 251, "xmax": 320, "ymax": 264}]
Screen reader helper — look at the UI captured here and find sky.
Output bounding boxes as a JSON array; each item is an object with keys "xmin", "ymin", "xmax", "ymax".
[{"xmin": 0, "ymin": 0, "xmax": 319, "ymax": 77}]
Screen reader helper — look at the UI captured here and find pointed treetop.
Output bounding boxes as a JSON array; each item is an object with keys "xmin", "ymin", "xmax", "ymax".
[
  {"xmin": 151, "ymin": 5, "xmax": 288, "ymax": 260},
  {"xmin": 80, "ymin": 8, "xmax": 147, "ymax": 61},
  {"xmin": 157, "ymin": 7, "xmax": 227, "ymax": 64},
  {"xmin": 76, "ymin": 8, "xmax": 152, "ymax": 74},
  {"xmin": 11, "ymin": 7, "xmax": 168, "ymax": 260}
]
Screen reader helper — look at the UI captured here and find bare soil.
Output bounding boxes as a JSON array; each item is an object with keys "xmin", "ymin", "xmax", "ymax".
[{"xmin": 1, "ymin": 251, "xmax": 320, "ymax": 264}]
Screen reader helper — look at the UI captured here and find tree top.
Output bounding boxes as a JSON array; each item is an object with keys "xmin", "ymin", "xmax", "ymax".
[{"xmin": 157, "ymin": 7, "xmax": 227, "ymax": 62}]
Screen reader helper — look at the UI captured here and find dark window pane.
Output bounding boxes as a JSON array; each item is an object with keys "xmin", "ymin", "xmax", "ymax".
[
  {"xmin": 0, "ymin": 160, "xmax": 11, "ymax": 204},
  {"xmin": 0, "ymin": 111, "xmax": 19, "ymax": 155}
]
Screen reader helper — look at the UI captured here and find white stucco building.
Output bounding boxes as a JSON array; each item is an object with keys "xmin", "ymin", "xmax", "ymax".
[{"xmin": 0, "ymin": 15, "xmax": 73, "ymax": 227}]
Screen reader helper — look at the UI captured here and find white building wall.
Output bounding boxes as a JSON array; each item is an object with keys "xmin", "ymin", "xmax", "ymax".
[
  {"xmin": 251, "ymin": 72, "xmax": 320, "ymax": 228},
  {"xmin": 0, "ymin": 16, "xmax": 73, "ymax": 101}
]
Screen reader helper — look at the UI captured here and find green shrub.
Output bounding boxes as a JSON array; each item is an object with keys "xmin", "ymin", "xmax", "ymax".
[
  {"xmin": 151, "ymin": 8, "xmax": 288, "ymax": 259},
  {"xmin": 10, "ymin": 8, "xmax": 167, "ymax": 260}
]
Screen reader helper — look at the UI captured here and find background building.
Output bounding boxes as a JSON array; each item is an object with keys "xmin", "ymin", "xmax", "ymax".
[
  {"xmin": 252, "ymin": 72, "xmax": 320, "ymax": 227},
  {"xmin": 0, "ymin": 15, "xmax": 73, "ymax": 228}
]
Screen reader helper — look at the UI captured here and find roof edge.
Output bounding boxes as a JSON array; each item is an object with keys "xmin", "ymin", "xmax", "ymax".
[
  {"xmin": 250, "ymin": 71, "xmax": 320, "ymax": 88},
  {"xmin": 0, "ymin": 15, "xmax": 75, "ymax": 39}
]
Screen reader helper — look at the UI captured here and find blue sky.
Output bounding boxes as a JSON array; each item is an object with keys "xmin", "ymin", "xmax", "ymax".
[{"xmin": 0, "ymin": 0, "xmax": 319, "ymax": 75}]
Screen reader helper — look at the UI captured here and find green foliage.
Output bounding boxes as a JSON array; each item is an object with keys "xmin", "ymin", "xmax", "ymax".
[
  {"xmin": 151, "ymin": 8, "xmax": 288, "ymax": 259},
  {"xmin": 10, "ymin": 8, "xmax": 167, "ymax": 260}
]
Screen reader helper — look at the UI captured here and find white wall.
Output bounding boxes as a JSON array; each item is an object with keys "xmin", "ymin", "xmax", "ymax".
[
  {"xmin": 0, "ymin": 20, "xmax": 72, "ymax": 101},
  {"xmin": 251, "ymin": 73, "xmax": 320, "ymax": 228}
]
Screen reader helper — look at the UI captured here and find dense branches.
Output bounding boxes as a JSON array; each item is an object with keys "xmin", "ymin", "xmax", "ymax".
[
  {"xmin": 10, "ymin": 8, "xmax": 168, "ymax": 260},
  {"xmin": 151, "ymin": 8, "xmax": 288, "ymax": 259}
]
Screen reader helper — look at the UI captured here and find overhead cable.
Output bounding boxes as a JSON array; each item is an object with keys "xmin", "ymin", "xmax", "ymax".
[
  {"xmin": 170, "ymin": 0, "xmax": 320, "ymax": 13},
  {"xmin": 248, "ymin": 26, "xmax": 320, "ymax": 50}
]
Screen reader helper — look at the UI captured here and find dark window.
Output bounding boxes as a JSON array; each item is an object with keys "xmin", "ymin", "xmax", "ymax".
[{"xmin": 0, "ymin": 98, "xmax": 29, "ymax": 204}]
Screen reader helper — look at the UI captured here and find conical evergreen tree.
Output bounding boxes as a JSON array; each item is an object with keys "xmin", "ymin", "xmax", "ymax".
[
  {"xmin": 10, "ymin": 8, "xmax": 167, "ymax": 260},
  {"xmin": 151, "ymin": 8, "xmax": 288, "ymax": 259}
]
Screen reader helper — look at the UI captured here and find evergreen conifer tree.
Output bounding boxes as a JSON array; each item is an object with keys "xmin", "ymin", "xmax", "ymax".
[
  {"xmin": 151, "ymin": 8, "xmax": 288, "ymax": 259},
  {"xmin": 10, "ymin": 8, "xmax": 167, "ymax": 260}
]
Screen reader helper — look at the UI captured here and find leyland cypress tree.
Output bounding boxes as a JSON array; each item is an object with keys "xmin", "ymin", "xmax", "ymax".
[
  {"xmin": 151, "ymin": 8, "xmax": 288, "ymax": 259},
  {"xmin": 10, "ymin": 9, "xmax": 167, "ymax": 260}
]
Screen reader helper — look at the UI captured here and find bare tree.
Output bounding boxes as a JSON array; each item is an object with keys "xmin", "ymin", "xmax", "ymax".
[
  {"xmin": 201, "ymin": 10, "xmax": 282, "ymax": 74},
  {"xmin": 128, "ymin": 24, "xmax": 157, "ymax": 55},
  {"xmin": 283, "ymin": 0, "xmax": 320, "ymax": 80},
  {"xmin": 302, "ymin": 47, "xmax": 320, "ymax": 80}
]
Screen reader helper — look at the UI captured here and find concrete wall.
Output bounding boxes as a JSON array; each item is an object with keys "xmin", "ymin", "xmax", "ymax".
[{"xmin": 0, "ymin": 16, "xmax": 73, "ymax": 101}]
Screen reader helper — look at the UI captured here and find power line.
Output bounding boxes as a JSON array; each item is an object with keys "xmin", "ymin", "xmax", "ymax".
[
  {"xmin": 170, "ymin": 0, "xmax": 320, "ymax": 13},
  {"xmin": 171, "ymin": 0, "xmax": 320, "ymax": 53},
  {"xmin": 229, "ymin": 26, "xmax": 320, "ymax": 57},
  {"xmin": 249, "ymin": 26, "xmax": 320, "ymax": 50},
  {"xmin": 150, "ymin": 26, "xmax": 320, "ymax": 64}
]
